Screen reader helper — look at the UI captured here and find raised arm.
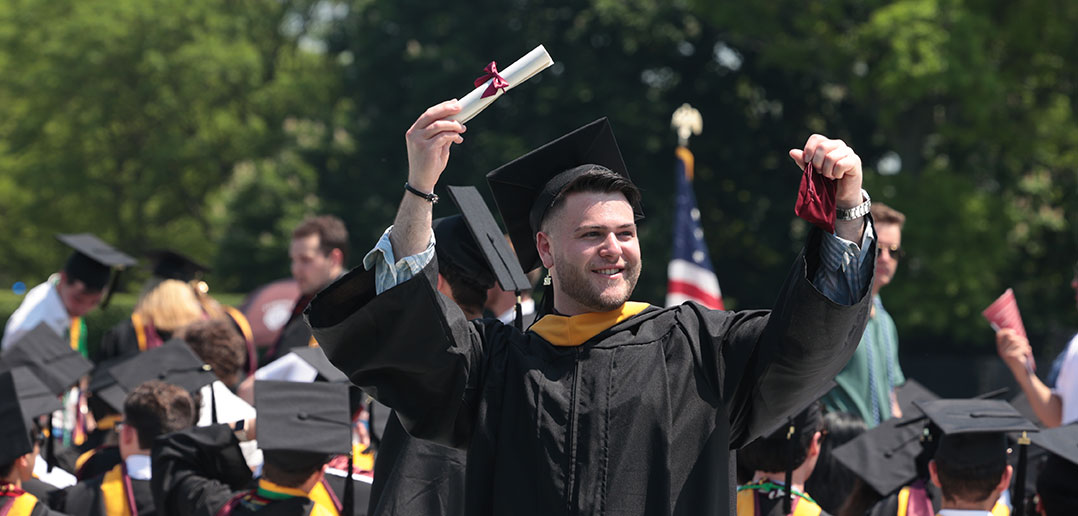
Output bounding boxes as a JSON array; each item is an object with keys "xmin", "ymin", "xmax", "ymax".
[
  {"xmin": 389, "ymin": 100, "xmax": 466, "ymax": 260},
  {"xmin": 997, "ymin": 328, "xmax": 1063, "ymax": 427}
]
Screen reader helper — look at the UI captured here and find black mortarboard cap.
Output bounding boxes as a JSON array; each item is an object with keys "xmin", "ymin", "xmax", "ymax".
[
  {"xmin": 100, "ymin": 340, "xmax": 217, "ymax": 412},
  {"xmin": 486, "ymin": 118, "xmax": 643, "ymax": 272},
  {"xmin": 87, "ymin": 356, "xmax": 130, "ymax": 414},
  {"xmin": 1027, "ymin": 424, "xmax": 1078, "ymax": 466},
  {"xmin": 0, "ymin": 367, "xmax": 62, "ymax": 465},
  {"xmin": 915, "ymin": 398, "xmax": 1037, "ymax": 437},
  {"xmin": 147, "ymin": 249, "xmax": 211, "ymax": 282},
  {"xmin": 432, "ymin": 215, "xmax": 497, "ymax": 290},
  {"xmin": 56, "ymin": 233, "xmax": 137, "ymax": 291},
  {"xmin": 254, "ymin": 380, "xmax": 352, "ymax": 457},
  {"xmin": 445, "ymin": 185, "xmax": 533, "ymax": 292},
  {"xmin": 832, "ymin": 414, "xmax": 929, "ymax": 496},
  {"xmin": 917, "ymin": 398, "xmax": 1037, "ymax": 514},
  {"xmin": 0, "ymin": 323, "xmax": 93, "ymax": 396},
  {"xmin": 894, "ymin": 379, "xmax": 940, "ymax": 418}
]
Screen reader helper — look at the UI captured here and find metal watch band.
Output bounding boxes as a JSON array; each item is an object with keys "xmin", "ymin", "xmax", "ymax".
[
  {"xmin": 836, "ymin": 189, "xmax": 871, "ymax": 220},
  {"xmin": 404, "ymin": 182, "xmax": 439, "ymax": 204}
]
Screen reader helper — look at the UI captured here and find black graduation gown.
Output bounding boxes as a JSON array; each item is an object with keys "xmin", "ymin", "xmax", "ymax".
[
  {"xmin": 20, "ymin": 479, "xmax": 60, "ymax": 509},
  {"xmin": 366, "ymin": 411, "xmax": 465, "ymax": 515},
  {"xmin": 95, "ymin": 319, "xmax": 172, "ymax": 365},
  {"xmin": 59, "ymin": 465, "xmax": 156, "ymax": 516},
  {"xmin": 151, "ymin": 424, "xmax": 371, "ymax": 516},
  {"xmin": 306, "ymin": 229, "xmax": 874, "ymax": 516},
  {"xmin": 73, "ymin": 446, "xmax": 122, "ymax": 481},
  {"xmin": 54, "ymin": 427, "xmax": 113, "ymax": 475},
  {"xmin": 151, "ymin": 424, "xmax": 254, "ymax": 516}
]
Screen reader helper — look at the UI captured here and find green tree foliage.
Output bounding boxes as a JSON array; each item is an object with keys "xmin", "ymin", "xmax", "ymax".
[
  {"xmin": 693, "ymin": 0, "xmax": 1078, "ymax": 353},
  {"xmin": 0, "ymin": 0, "xmax": 333, "ymax": 289}
]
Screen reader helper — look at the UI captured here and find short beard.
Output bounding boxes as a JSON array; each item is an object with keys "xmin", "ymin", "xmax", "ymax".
[{"xmin": 554, "ymin": 259, "xmax": 640, "ymax": 312}]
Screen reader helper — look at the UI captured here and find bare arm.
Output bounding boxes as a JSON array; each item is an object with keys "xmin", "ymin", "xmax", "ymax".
[
  {"xmin": 997, "ymin": 328, "xmax": 1063, "ymax": 427},
  {"xmin": 389, "ymin": 100, "xmax": 466, "ymax": 259}
]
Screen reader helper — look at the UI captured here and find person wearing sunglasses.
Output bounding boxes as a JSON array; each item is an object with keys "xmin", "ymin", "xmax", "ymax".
[{"xmin": 822, "ymin": 203, "xmax": 908, "ymax": 428}]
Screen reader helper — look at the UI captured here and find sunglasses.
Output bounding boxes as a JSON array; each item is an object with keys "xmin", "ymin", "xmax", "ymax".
[{"xmin": 876, "ymin": 243, "xmax": 905, "ymax": 261}]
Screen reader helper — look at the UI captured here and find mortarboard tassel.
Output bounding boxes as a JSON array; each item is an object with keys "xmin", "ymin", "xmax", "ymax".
[
  {"xmin": 45, "ymin": 418, "xmax": 56, "ymax": 473},
  {"xmin": 514, "ymin": 292, "xmax": 523, "ymax": 331},
  {"xmin": 100, "ymin": 270, "xmax": 123, "ymax": 310},
  {"xmin": 344, "ymin": 429, "xmax": 355, "ymax": 516},
  {"xmin": 783, "ymin": 417, "xmax": 794, "ymax": 515},
  {"xmin": 210, "ymin": 381, "xmax": 218, "ymax": 425},
  {"xmin": 1013, "ymin": 431, "xmax": 1030, "ymax": 516}
]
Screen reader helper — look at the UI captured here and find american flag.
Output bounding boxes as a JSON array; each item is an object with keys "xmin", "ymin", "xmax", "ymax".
[{"xmin": 665, "ymin": 147, "xmax": 724, "ymax": 310}]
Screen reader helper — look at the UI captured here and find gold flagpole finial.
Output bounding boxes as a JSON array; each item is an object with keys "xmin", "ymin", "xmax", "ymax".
[{"xmin": 671, "ymin": 103, "xmax": 703, "ymax": 147}]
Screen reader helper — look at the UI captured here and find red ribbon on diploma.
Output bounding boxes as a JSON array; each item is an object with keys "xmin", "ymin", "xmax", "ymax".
[
  {"xmin": 794, "ymin": 163, "xmax": 837, "ymax": 233},
  {"xmin": 474, "ymin": 61, "xmax": 510, "ymax": 99}
]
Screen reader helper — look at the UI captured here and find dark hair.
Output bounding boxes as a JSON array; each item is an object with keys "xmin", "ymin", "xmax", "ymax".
[
  {"xmin": 178, "ymin": 319, "xmax": 245, "ymax": 386},
  {"xmin": 871, "ymin": 202, "xmax": 906, "ymax": 228},
  {"xmin": 805, "ymin": 411, "xmax": 868, "ymax": 514},
  {"xmin": 0, "ymin": 460, "xmax": 14, "ymax": 479},
  {"xmin": 124, "ymin": 381, "xmax": 197, "ymax": 449},
  {"xmin": 262, "ymin": 451, "xmax": 330, "ymax": 488},
  {"xmin": 935, "ymin": 452, "xmax": 1006, "ymax": 504},
  {"xmin": 740, "ymin": 402, "xmax": 824, "ymax": 473},
  {"xmin": 439, "ymin": 260, "xmax": 488, "ymax": 317},
  {"xmin": 1036, "ymin": 454, "xmax": 1078, "ymax": 515},
  {"xmin": 292, "ymin": 215, "xmax": 350, "ymax": 263},
  {"xmin": 540, "ymin": 168, "xmax": 641, "ymax": 232}
]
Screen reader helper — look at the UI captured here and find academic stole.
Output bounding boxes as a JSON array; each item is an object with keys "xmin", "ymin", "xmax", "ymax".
[
  {"xmin": 0, "ymin": 484, "xmax": 37, "ymax": 516},
  {"xmin": 100, "ymin": 463, "xmax": 138, "ymax": 516},
  {"xmin": 67, "ymin": 317, "xmax": 89, "ymax": 446}
]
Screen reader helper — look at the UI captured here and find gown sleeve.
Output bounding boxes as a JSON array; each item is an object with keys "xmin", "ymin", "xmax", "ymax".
[
  {"xmin": 306, "ymin": 256, "xmax": 493, "ymax": 450},
  {"xmin": 689, "ymin": 227, "xmax": 876, "ymax": 447},
  {"xmin": 150, "ymin": 424, "xmax": 252, "ymax": 516}
]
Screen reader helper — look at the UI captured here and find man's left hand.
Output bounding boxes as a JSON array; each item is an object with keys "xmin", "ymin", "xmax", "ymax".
[{"xmin": 788, "ymin": 135, "xmax": 864, "ymax": 209}]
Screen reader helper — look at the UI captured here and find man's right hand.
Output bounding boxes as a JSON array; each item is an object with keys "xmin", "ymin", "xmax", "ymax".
[
  {"xmin": 996, "ymin": 328, "xmax": 1032, "ymax": 374},
  {"xmin": 405, "ymin": 100, "xmax": 466, "ymax": 192}
]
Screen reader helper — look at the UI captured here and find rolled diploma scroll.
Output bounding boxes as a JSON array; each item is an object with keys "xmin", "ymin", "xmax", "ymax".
[{"xmin": 449, "ymin": 45, "xmax": 554, "ymax": 123}]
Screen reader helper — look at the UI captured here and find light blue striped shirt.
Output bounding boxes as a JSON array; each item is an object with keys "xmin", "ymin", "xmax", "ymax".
[{"xmin": 364, "ymin": 221, "xmax": 875, "ymax": 305}]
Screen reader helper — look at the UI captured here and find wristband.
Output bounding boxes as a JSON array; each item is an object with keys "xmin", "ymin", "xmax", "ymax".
[{"xmin": 404, "ymin": 183, "xmax": 438, "ymax": 204}]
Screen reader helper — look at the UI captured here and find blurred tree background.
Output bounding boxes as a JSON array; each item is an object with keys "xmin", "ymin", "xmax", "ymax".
[{"xmin": 0, "ymin": 0, "xmax": 1075, "ymax": 364}]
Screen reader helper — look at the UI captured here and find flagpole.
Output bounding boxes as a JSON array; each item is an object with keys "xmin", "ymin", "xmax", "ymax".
[{"xmin": 666, "ymin": 104, "xmax": 725, "ymax": 310}]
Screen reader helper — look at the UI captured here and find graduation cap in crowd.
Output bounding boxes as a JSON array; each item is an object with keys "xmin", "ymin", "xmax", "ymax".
[
  {"xmin": 57, "ymin": 233, "xmax": 137, "ymax": 308},
  {"xmin": 916, "ymin": 398, "xmax": 1038, "ymax": 516},
  {"xmin": 486, "ymin": 118, "xmax": 643, "ymax": 274},
  {"xmin": 255, "ymin": 380, "xmax": 356, "ymax": 515},
  {"xmin": 147, "ymin": 249, "xmax": 211, "ymax": 283},
  {"xmin": 255, "ymin": 346, "xmax": 365, "ymax": 416},
  {"xmin": 1027, "ymin": 424, "xmax": 1078, "ymax": 513},
  {"xmin": 100, "ymin": 340, "xmax": 218, "ymax": 422},
  {"xmin": 833, "ymin": 412, "xmax": 934, "ymax": 497},
  {"xmin": 893, "ymin": 379, "xmax": 940, "ymax": 419},
  {"xmin": 0, "ymin": 367, "xmax": 62, "ymax": 467},
  {"xmin": 0, "ymin": 322, "xmax": 93, "ymax": 396},
  {"xmin": 441, "ymin": 185, "xmax": 533, "ymax": 329}
]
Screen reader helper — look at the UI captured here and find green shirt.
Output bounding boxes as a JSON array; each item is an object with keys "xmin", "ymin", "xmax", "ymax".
[{"xmin": 821, "ymin": 295, "xmax": 905, "ymax": 427}]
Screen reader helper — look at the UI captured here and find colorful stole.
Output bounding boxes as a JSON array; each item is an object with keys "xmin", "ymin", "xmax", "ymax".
[
  {"xmin": 131, "ymin": 314, "xmax": 164, "ymax": 352},
  {"xmin": 897, "ymin": 480, "xmax": 936, "ymax": 516},
  {"xmin": 100, "ymin": 463, "xmax": 137, "ymax": 516},
  {"xmin": 222, "ymin": 306, "xmax": 258, "ymax": 376},
  {"xmin": 736, "ymin": 481, "xmax": 822, "ymax": 516},
  {"xmin": 530, "ymin": 302, "xmax": 651, "ymax": 347},
  {"xmin": 0, "ymin": 484, "xmax": 38, "ymax": 516}
]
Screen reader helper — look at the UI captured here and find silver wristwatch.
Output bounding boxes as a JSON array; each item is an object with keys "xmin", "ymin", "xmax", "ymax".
[{"xmin": 836, "ymin": 189, "xmax": 871, "ymax": 220}]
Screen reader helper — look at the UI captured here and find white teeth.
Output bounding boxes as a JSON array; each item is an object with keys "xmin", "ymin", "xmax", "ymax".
[{"xmin": 595, "ymin": 268, "xmax": 620, "ymax": 275}]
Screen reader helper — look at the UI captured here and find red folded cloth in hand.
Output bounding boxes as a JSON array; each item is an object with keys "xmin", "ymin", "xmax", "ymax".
[{"xmin": 795, "ymin": 163, "xmax": 837, "ymax": 233}]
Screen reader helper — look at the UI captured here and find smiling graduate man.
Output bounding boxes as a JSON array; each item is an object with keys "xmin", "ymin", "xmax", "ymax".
[{"xmin": 306, "ymin": 100, "xmax": 878, "ymax": 516}]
